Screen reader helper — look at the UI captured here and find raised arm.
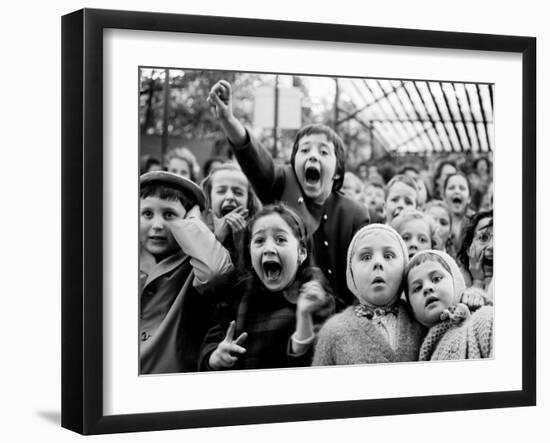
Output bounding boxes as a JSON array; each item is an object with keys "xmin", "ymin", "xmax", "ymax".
[
  {"xmin": 169, "ymin": 209, "xmax": 233, "ymax": 288},
  {"xmin": 207, "ymin": 80, "xmax": 247, "ymax": 146},
  {"xmin": 208, "ymin": 80, "xmax": 283, "ymax": 203}
]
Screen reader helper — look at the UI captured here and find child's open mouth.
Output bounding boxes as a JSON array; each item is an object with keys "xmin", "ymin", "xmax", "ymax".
[
  {"xmin": 371, "ymin": 276, "xmax": 386, "ymax": 285},
  {"xmin": 451, "ymin": 195, "xmax": 463, "ymax": 205},
  {"xmin": 482, "ymin": 255, "xmax": 493, "ymax": 276},
  {"xmin": 221, "ymin": 203, "xmax": 237, "ymax": 216},
  {"xmin": 263, "ymin": 260, "xmax": 282, "ymax": 281},
  {"xmin": 149, "ymin": 235, "xmax": 166, "ymax": 242},
  {"xmin": 304, "ymin": 165, "xmax": 321, "ymax": 185}
]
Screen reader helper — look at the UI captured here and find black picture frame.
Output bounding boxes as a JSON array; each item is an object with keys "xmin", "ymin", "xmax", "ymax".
[{"xmin": 61, "ymin": 8, "xmax": 536, "ymax": 435}]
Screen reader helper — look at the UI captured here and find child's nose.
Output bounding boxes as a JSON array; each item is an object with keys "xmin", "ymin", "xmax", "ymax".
[
  {"xmin": 263, "ymin": 238, "xmax": 277, "ymax": 252},
  {"xmin": 151, "ymin": 215, "xmax": 164, "ymax": 229}
]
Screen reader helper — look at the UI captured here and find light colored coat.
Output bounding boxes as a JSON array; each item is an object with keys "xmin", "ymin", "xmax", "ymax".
[{"xmin": 312, "ymin": 301, "xmax": 426, "ymax": 366}]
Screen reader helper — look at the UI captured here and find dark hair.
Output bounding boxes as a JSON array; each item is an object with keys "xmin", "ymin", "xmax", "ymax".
[
  {"xmin": 443, "ymin": 171, "xmax": 471, "ymax": 197},
  {"xmin": 201, "ymin": 163, "xmax": 260, "ymax": 217},
  {"xmin": 290, "ymin": 124, "xmax": 345, "ymax": 192},
  {"xmin": 140, "ymin": 155, "xmax": 162, "ymax": 175},
  {"xmin": 399, "ymin": 165, "xmax": 419, "ymax": 176},
  {"xmin": 473, "ymin": 156, "xmax": 492, "ymax": 174},
  {"xmin": 242, "ymin": 203, "xmax": 309, "ymax": 271},
  {"xmin": 202, "ymin": 156, "xmax": 227, "ymax": 178},
  {"xmin": 457, "ymin": 209, "xmax": 493, "ymax": 273},
  {"xmin": 140, "ymin": 183, "xmax": 195, "ymax": 212},
  {"xmin": 434, "ymin": 160, "xmax": 457, "ymax": 197}
]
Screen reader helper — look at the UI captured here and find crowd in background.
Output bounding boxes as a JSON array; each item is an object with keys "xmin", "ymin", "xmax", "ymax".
[{"xmin": 138, "ymin": 79, "xmax": 494, "ymax": 375}]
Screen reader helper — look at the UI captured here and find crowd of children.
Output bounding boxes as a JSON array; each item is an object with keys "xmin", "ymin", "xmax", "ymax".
[{"xmin": 138, "ymin": 79, "xmax": 494, "ymax": 374}]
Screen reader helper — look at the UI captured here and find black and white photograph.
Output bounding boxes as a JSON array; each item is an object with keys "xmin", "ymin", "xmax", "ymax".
[{"xmin": 138, "ymin": 68, "xmax": 495, "ymax": 375}]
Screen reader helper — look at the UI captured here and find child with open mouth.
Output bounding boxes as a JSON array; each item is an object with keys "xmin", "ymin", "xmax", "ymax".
[
  {"xmin": 443, "ymin": 172, "xmax": 474, "ymax": 252},
  {"xmin": 207, "ymin": 80, "xmax": 369, "ymax": 310},
  {"xmin": 458, "ymin": 210, "xmax": 494, "ymax": 296},
  {"xmin": 201, "ymin": 162, "xmax": 260, "ymax": 267},
  {"xmin": 199, "ymin": 204, "xmax": 335, "ymax": 371},
  {"xmin": 405, "ymin": 249, "xmax": 493, "ymax": 360},
  {"xmin": 312, "ymin": 224, "xmax": 426, "ymax": 366}
]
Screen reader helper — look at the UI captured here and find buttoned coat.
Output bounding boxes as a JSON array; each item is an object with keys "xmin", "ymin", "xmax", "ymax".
[{"xmin": 233, "ymin": 131, "xmax": 370, "ymax": 309}]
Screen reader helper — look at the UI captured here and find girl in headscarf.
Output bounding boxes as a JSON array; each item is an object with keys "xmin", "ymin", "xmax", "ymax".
[
  {"xmin": 312, "ymin": 224, "xmax": 426, "ymax": 366},
  {"xmin": 405, "ymin": 250, "xmax": 493, "ymax": 361}
]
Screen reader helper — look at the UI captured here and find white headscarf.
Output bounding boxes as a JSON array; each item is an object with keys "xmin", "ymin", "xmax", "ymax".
[
  {"xmin": 406, "ymin": 249, "xmax": 466, "ymax": 305},
  {"xmin": 346, "ymin": 223, "xmax": 409, "ymax": 302}
]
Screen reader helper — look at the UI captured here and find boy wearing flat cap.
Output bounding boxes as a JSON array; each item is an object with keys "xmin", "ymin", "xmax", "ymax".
[{"xmin": 139, "ymin": 171, "xmax": 233, "ymax": 374}]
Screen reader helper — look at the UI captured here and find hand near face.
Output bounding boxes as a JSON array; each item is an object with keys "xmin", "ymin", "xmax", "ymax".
[
  {"xmin": 207, "ymin": 80, "xmax": 233, "ymax": 121},
  {"xmin": 461, "ymin": 286, "xmax": 486, "ymax": 311},
  {"xmin": 468, "ymin": 242, "xmax": 486, "ymax": 284},
  {"xmin": 212, "ymin": 206, "xmax": 249, "ymax": 242},
  {"xmin": 209, "ymin": 321, "xmax": 248, "ymax": 370},
  {"xmin": 297, "ymin": 280, "xmax": 327, "ymax": 316},
  {"xmin": 185, "ymin": 204, "xmax": 202, "ymax": 220}
]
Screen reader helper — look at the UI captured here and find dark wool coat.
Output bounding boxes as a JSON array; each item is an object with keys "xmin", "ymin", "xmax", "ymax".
[
  {"xmin": 232, "ymin": 131, "xmax": 370, "ymax": 310},
  {"xmin": 198, "ymin": 270, "xmax": 332, "ymax": 371}
]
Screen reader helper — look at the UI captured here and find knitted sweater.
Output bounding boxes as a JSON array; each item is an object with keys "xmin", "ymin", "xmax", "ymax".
[
  {"xmin": 419, "ymin": 304, "xmax": 494, "ymax": 361},
  {"xmin": 312, "ymin": 301, "xmax": 426, "ymax": 366}
]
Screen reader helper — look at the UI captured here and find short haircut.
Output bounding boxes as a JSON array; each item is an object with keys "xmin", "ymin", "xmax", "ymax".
[
  {"xmin": 385, "ymin": 174, "xmax": 418, "ymax": 201},
  {"xmin": 140, "ymin": 182, "xmax": 196, "ymax": 212},
  {"xmin": 404, "ymin": 251, "xmax": 452, "ymax": 302},
  {"xmin": 390, "ymin": 209, "xmax": 442, "ymax": 250},
  {"xmin": 290, "ymin": 124, "xmax": 346, "ymax": 192}
]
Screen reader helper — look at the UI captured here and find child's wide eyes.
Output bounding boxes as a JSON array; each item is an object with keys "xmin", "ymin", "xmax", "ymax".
[
  {"xmin": 163, "ymin": 211, "xmax": 178, "ymax": 220},
  {"xmin": 275, "ymin": 236, "xmax": 287, "ymax": 245},
  {"xmin": 383, "ymin": 252, "xmax": 395, "ymax": 259},
  {"xmin": 432, "ymin": 275, "xmax": 442, "ymax": 283},
  {"xmin": 141, "ymin": 209, "xmax": 153, "ymax": 219},
  {"xmin": 419, "ymin": 236, "xmax": 429, "ymax": 244},
  {"xmin": 360, "ymin": 253, "xmax": 372, "ymax": 261}
]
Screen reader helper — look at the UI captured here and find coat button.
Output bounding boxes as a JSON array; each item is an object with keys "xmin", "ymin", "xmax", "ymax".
[
  {"xmin": 298, "ymin": 197, "xmax": 304, "ymax": 204},
  {"xmin": 323, "ymin": 214, "xmax": 328, "ymax": 221},
  {"xmin": 324, "ymin": 240, "xmax": 329, "ymax": 247},
  {"xmin": 327, "ymin": 269, "xmax": 332, "ymax": 275}
]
